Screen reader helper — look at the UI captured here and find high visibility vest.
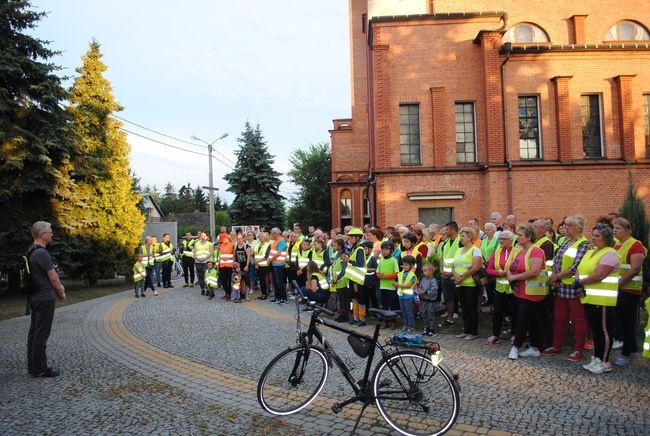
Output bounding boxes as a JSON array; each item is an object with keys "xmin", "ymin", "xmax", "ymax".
[
  {"xmin": 397, "ymin": 270, "xmax": 416, "ymax": 297},
  {"xmin": 332, "ymin": 256, "xmax": 349, "ymax": 289},
  {"xmin": 494, "ymin": 246, "xmax": 520, "ymax": 294},
  {"xmin": 213, "ymin": 248, "xmax": 220, "ymax": 263},
  {"xmin": 288, "ymin": 240, "xmax": 301, "ymax": 266},
  {"xmin": 152, "ymin": 242, "xmax": 161, "ymax": 263},
  {"xmin": 139, "ymin": 245, "xmax": 155, "ymax": 266},
  {"xmin": 255, "ymin": 241, "xmax": 270, "ymax": 267},
  {"xmin": 158, "ymin": 242, "xmax": 174, "ymax": 262},
  {"xmin": 269, "ymin": 239, "xmax": 287, "ymax": 265},
  {"xmin": 413, "ymin": 241, "xmax": 425, "ymax": 258},
  {"xmin": 578, "ymin": 247, "xmax": 619, "ymax": 306},
  {"xmin": 344, "ymin": 245, "xmax": 366, "ymax": 285},
  {"xmin": 205, "ymin": 268, "xmax": 219, "ymax": 289},
  {"xmin": 194, "ymin": 241, "xmax": 212, "ymax": 263},
  {"xmin": 297, "ymin": 248, "xmax": 312, "ymax": 269},
  {"xmin": 453, "ymin": 247, "xmax": 478, "ymax": 287},
  {"xmin": 523, "ymin": 246, "xmax": 549, "ymax": 296},
  {"xmin": 400, "ymin": 248, "xmax": 420, "ymax": 273},
  {"xmin": 181, "ymin": 239, "xmax": 196, "ymax": 258},
  {"xmin": 310, "ymin": 249, "xmax": 325, "ymax": 269},
  {"xmin": 480, "ymin": 237, "xmax": 499, "ymax": 263},
  {"xmin": 643, "ymin": 298, "xmax": 650, "ymax": 359},
  {"xmin": 312, "ymin": 271, "xmax": 330, "ymax": 290},
  {"xmin": 377, "ymin": 257, "xmax": 399, "ymax": 290},
  {"xmin": 133, "ymin": 263, "xmax": 146, "ymax": 282},
  {"xmin": 219, "ymin": 242, "xmax": 234, "ymax": 268},
  {"xmin": 616, "ymin": 237, "xmax": 646, "ymax": 292},
  {"xmin": 533, "ymin": 236, "xmax": 556, "ymax": 275},
  {"xmin": 561, "ymin": 236, "xmax": 589, "ymax": 284},
  {"xmin": 442, "ymin": 236, "xmax": 461, "ymax": 273}
]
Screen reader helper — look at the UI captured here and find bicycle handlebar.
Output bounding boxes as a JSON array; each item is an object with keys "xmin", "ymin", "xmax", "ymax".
[{"xmin": 298, "ymin": 297, "xmax": 335, "ymax": 317}]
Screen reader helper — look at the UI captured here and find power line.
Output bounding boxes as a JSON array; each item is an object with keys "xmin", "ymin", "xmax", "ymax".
[
  {"xmin": 111, "ymin": 114, "xmax": 237, "ymax": 165},
  {"xmin": 122, "ymin": 128, "xmax": 234, "ymax": 169}
]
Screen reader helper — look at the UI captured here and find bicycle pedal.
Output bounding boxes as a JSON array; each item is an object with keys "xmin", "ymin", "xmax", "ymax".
[{"xmin": 331, "ymin": 404, "xmax": 342, "ymax": 414}]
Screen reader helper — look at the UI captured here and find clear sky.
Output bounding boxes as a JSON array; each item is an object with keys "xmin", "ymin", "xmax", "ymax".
[{"xmin": 29, "ymin": 1, "xmax": 351, "ymax": 203}]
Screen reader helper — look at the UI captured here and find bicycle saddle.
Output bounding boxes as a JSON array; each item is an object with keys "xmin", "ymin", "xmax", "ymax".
[{"xmin": 368, "ymin": 308, "xmax": 398, "ymax": 320}]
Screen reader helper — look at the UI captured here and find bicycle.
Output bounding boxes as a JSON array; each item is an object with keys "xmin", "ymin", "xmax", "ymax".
[
  {"xmin": 170, "ymin": 255, "xmax": 183, "ymax": 282},
  {"xmin": 257, "ymin": 296, "xmax": 461, "ymax": 435}
]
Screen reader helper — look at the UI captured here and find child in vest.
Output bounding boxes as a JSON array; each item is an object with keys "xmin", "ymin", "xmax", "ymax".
[
  {"xmin": 133, "ymin": 253, "xmax": 146, "ymax": 298},
  {"xmin": 418, "ymin": 263, "xmax": 439, "ymax": 336},
  {"xmin": 376, "ymin": 241, "xmax": 400, "ymax": 329},
  {"xmin": 394, "ymin": 255, "xmax": 417, "ymax": 333},
  {"xmin": 352, "ymin": 241, "xmax": 376, "ymax": 327},
  {"xmin": 231, "ymin": 262, "xmax": 244, "ymax": 302},
  {"xmin": 204, "ymin": 260, "xmax": 219, "ymax": 300}
]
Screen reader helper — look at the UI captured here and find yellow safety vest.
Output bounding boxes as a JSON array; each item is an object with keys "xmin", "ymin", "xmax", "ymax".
[
  {"xmin": 453, "ymin": 247, "xmax": 477, "ymax": 287},
  {"xmin": 494, "ymin": 246, "xmax": 520, "ymax": 294},
  {"xmin": 255, "ymin": 241, "xmax": 270, "ymax": 267},
  {"xmin": 344, "ymin": 245, "xmax": 366, "ymax": 285},
  {"xmin": 332, "ymin": 256, "xmax": 349, "ymax": 290},
  {"xmin": 523, "ymin": 246, "xmax": 549, "ymax": 296},
  {"xmin": 578, "ymin": 247, "xmax": 619, "ymax": 306},
  {"xmin": 533, "ymin": 236, "xmax": 556, "ymax": 276},
  {"xmin": 561, "ymin": 236, "xmax": 588, "ymax": 284},
  {"xmin": 397, "ymin": 270, "xmax": 416, "ymax": 297},
  {"xmin": 297, "ymin": 248, "xmax": 312, "ymax": 269},
  {"xmin": 133, "ymin": 263, "xmax": 146, "ymax": 282},
  {"xmin": 205, "ymin": 268, "xmax": 219, "ymax": 289},
  {"xmin": 313, "ymin": 271, "xmax": 330, "ymax": 290},
  {"xmin": 617, "ymin": 237, "xmax": 645, "ymax": 292},
  {"xmin": 194, "ymin": 241, "xmax": 212, "ymax": 263},
  {"xmin": 310, "ymin": 249, "xmax": 325, "ymax": 269},
  {"xmin": 181, "ymin": 239, "xmax": 196, "ymax": 258},
  {"xmin": 139, "ymin": 245, "xmax": 155, "ymax": 266},
  {"xmin": 158, "ymin": 242, "xmax": 174, "ymax": 262},
  {"xmin": 442, "ymin": 236, "xmax": 461, "ymax": 274}
]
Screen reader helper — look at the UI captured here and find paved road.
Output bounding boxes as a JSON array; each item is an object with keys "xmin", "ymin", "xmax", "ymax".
[{"xmin": 1, "ymin": 287, "xmax": 648, "ymax": 435}]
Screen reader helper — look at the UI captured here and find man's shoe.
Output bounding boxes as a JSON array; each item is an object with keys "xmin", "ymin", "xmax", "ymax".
[
  {"xmin": 357, "ymin": 321, "xmax": 367, "ymax": 327},
  {"xmin": 444, "ymin": 319, "xmax": 455, "ymax": 326},
  {"xmin": 135, "ymin": 294, "xmax": 139, "ymax": 298},
  {"xmin": 582, "ymin": 356, "xmax": 598, "ymax": 371},
  {"xmin": 270, "ymin": 298, "xmax": 278, "ymax": 303},
  {"xmin": 567, "ymin": 351, "xmax": 584, "ymax": 362},
  {"xmin": 614, "ymin": 355, "xmax": 631, "ymax": 366},
  {"xmin": 34, "ymin": 368, "xmax": 60, "ymax": 378},
  {"xmin": 349, "ymin": 319, "xmax": 359, "ymax": 326},
  {"xmin": 140, "ymin": 293, "xmax": 146, "ymax": 298},
  {"xmin": 201, "ymin": 290, "xmax": 206, "ymax": 296},
  {"xmin": 157, "ymin": 283, "xmax": 162, "ymax": 287},
  {"xmin": 190, "ymin": 283, "xmax": 194, "ymax": 287},
  {"xmin": 519, "ymin": 347, "xmax": 541, "ymax": 357},
  {"xmin": 278, "ymin": 299, "xmax": 287, "ymax": 305},
  {"xmin": 612, "ymin": 340, "xmax": 624, "ymax": 350},
  {"xmin": 183, "ymin": 283, "xmax": 189, "ymax": 287},
  {"xmin": 542, "ymin": 347, "xmax": 561, "ymax": 356},
  {"xmin": 508, "ymin": 346, "xmax": 518, "ymax": 360}
]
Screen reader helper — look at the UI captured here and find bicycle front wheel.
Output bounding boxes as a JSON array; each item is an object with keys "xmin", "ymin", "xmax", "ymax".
[
  {"xmin": 257, "ymin": 345, "xmax": 329, "ymax": 415},
  {"xmin": 373, "ymin": 351, "xmax": 460, "ymax": 436}
]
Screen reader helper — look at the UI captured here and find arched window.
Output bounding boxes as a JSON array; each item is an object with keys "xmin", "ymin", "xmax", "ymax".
[
  {"xmin": 340, "ymin": 190, "xmax": 352, "ymax": 228},
  {"xmin": 605, "ymin": 20, "xmax": 650, "ymax": 41},
  {"xmin": 503, "ymin": 23, "xmax": 550, "ymax": 43}
]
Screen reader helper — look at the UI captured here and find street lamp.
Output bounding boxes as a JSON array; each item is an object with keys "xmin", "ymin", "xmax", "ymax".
[{"xmin": 191, "ymin": 133, "xmax": 229, "ymax": 239}]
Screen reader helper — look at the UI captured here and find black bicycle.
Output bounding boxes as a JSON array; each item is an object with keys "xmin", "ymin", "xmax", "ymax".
[{"xmin": 257, "ymin": 297, "xmax": 461, "ymax": 435}]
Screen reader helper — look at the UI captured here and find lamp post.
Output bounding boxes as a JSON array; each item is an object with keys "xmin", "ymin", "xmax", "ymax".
[{"xmin": 191, "ymin": 133, "xmax": 228, "ymax": 239}]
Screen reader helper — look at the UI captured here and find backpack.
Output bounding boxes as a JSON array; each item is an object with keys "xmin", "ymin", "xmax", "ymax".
[{"xmin": 19, "ymin": 246, "xmax": 41, "ymax": 296}]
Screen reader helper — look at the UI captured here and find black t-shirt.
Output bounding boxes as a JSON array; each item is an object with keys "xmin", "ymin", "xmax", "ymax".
[
  {"xmin": 29, "ymin": 245, "xmax": 56, "ymax": 302},
  {"xmin": 234, "ymin": 243, "xmax": 248, "ymax": 265}
]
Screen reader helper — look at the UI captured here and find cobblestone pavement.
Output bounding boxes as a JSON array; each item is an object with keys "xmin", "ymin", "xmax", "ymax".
[{"xmin": 1, "ymin": 286, "xmax": 649, "ymax": 435}]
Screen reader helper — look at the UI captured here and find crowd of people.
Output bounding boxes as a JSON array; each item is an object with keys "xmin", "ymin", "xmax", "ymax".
[{"xmin": 135, "ymin": 214, "xmax": 650, "ymax": 374}]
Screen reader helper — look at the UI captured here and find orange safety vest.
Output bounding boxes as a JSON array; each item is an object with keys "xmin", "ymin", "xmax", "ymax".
[{"xmin": 219, "ymin": 241, "xmax": 234, "ymax": 268}]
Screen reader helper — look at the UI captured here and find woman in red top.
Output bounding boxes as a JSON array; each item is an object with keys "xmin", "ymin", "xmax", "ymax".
[
  {"xmin": 612, "ymin": 217, "xmax": 646, "ymax": 366},
  {"xmin": 507, "ymin": 223, "xmax": 546, "ymax": 360}
]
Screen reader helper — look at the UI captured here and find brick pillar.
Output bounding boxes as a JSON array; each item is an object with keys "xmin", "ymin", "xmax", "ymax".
[
  {"xmin": 552, "ymin": 76, "xmax": 573, "ymax": 162},
  {"xmin": 478, "ymin": 31, "xmax": 505, "ymax": 164},
  {"xmin": 615, "ymin": 75, "xmax": 637, "ymax": 161},
  {"xmin": 372, "ymin": 43, "xmax": 390, "ymax": 168},
  {"xmin": 570, "ymin": 15, "xmax": 587, "ymax": 45},
  {"xmin": 430, "ymin": 86, "xmax": 447, "ymax": 167}
]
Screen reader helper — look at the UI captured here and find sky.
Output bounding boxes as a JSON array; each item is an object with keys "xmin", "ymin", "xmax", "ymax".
[{"xmin": 29, "ymin": 0, "xmax": 351, "ymax": 203}]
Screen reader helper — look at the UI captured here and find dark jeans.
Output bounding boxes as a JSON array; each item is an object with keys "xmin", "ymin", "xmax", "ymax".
[
  {"xmin": 615, "ymin": 292, "xmax": 640, "ymax": 356},
  {"xmin": 272, "ymin": 266, "xmax": 286, "ymax": 300},
  {"xmin": 220, "ymin": 267, "xmax": 232, "ymax": 295},
  {"xmin": 585, "ymin": 304, "xmax": 615, "ymax": 363},
  {"xmin": 153, "ymin": 262, "xmax": 161, "ymax": 285},
  {"xmin": 144, "ymin": 266, "xmax": 155, "ymax": 291},
  {"xmin": 182, "ymin": 257, "xmax": 195, "ymax": 284},
  {"xmin": 380, "ymin": 288, "xmax": 400, "ymax": 311},
  {"xmin": 537, "ymin": 292, "xmax": 554, "ymax": 349},
  {"xmin": 257, "ymin": 266, "xmax": 270, "ymax": 296},
  {"xmin": 456, "ymin": 285, "xmax": 480, "ymax": 335},
  {"xmin": 492, "ymin": 291, "xmax": 518, "ymax": 337},
  {"xmin": 161, "ymin": 259, "xmax": 172, "ymax": 286},
  {"xmin": 514, "ymin": 298, "xmax": 544, "ymax": 349},
  {"xmin": 27, "ymin": 299, "xmax": 56, "ymax": 374},
  {"xmin": 363, "ymin": 283, "xmax": 378, "ymax": 309}
]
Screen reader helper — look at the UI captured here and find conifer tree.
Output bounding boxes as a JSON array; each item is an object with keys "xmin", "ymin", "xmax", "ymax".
[
  {"xmin": 619, "ymin": 169, "xmax": 649, "ymax": 246},
  {"xmin": 61, "ymin": 40, "xmax": 144, "ymax": 283},
  {"xmin": 0, "ymin": 0, "xmax": 73, "ymax": 277},
  {"xmin": 224, "ymin": 122, "xmax": 284, "ymax": 228}
]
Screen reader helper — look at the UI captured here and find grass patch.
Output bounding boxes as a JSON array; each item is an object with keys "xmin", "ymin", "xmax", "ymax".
[{"xmin": 0, "ymin": 278, "xmax": 130, "ymax": 320}]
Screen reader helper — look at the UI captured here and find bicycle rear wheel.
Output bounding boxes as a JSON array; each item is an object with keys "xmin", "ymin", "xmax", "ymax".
[
  {"xmin": 257, "ymin": 345, "xmax": 329, "ymax": 415},
  {"xmin": 170, "ymin": 261, "xmax": 182, "ymax": 281},
  {"xmin": 373, "ymin": 351, "xmax": 459, "ymax": 435}
]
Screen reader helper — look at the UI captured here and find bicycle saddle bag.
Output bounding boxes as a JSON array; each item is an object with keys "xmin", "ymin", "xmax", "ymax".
[{"xmin": 347, "ymin": 335, "xmax": 372, "ymax": 358}]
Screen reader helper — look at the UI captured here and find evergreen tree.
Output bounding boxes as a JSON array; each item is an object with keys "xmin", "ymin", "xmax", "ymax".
[
  {"xmin": 193, "ymin": 185, "xmax": 207, "ymax": 212},
  {"xmin": 619, "ymin": 169, "xmax": 649, "ymax": 246},
  {"xmin": 286, "ymin": 142, "xmax": 332, "ymax": 230},
  {"xmin": 0, "ymin": 0, "xmax": 73, "ymax": 277},
  {"xmin": 178, "ymin": 183, "xmax": 194, "ymax": 212},
  {"xmin": 224, "ymin": 122, "xmax": 284, "ymax": 228},
  {"xmin": 159, "ymin": 182, "xmax": 178, "ymax": 215},
  {"xmin": 61, "ymin": 40, "xmax": 144, "ymax": 284}
]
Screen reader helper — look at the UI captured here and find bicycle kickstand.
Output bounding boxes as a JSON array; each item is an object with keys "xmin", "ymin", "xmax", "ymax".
[{"xmin": 350, "ymin": 403, "xmax": 368, "ymax": 435}]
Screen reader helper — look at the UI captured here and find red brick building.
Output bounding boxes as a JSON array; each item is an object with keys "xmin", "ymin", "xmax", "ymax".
[{"xmin": 330, "ymin": 0, "xmax": 650, "ymax": 230}]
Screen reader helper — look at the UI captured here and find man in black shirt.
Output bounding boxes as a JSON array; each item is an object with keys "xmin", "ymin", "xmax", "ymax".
[{"xmin": 27, "ymin": 221, "xmax": 65, "ymax": 378}]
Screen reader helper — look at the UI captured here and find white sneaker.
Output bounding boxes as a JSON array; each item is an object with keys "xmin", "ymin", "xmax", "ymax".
[
  {"xmin": 583, "ymin": 356, "xmax": 599, "ymax": 371},
  {"xmin": 519, "ymin": 347, "xmax": 541, "ymax": 358},
  {"xmin": 612, "ymin": 340, "xmax": 623, "ymax": 350},
  {"xmin": 587, "ymin": 359, "xmax": 612, "ymax": 374},
  {"xmin": 508, "ymin": 346, "xmax": 518, "ymax": 360}
]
